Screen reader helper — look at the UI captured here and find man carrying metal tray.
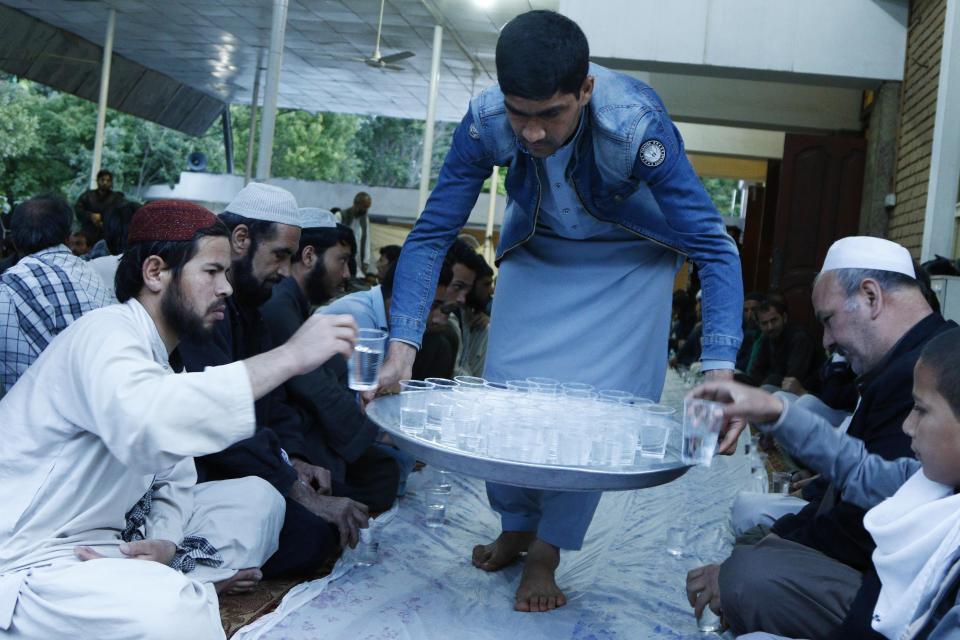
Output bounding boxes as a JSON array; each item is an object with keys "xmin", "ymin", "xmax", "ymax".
[{"xmin": 369, "ymin": 10, "xmax": 745, "ymax": 612}]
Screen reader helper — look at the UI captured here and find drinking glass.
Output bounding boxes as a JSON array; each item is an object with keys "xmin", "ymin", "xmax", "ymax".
[
  {"xmin": 399, "ymin": 380, "xmax": 434, "ymax": 436},
  {"xmin": 598, "ymin": 389, "xmax": 633, "ymax": 403},
  {"xmin": 425, "ymin": 487, "xmax": 448, "ymax": 528},
  {"xmin": 666, "ymin": 526, "xmax": 686, "ymax": 557},
  {"xmin": 560, "ymin": 382, "xmax": 595, "ymax": 393},
  {"xmin": 347, "ymin": 329, "xmax": 387, "ymax": 391},
  {"xmin": 424, "ymin": 378, "xmax": 456, "ymax": 441},
  {"xmin": 697, "ymin": 607, "xmax": 722, "ymax": 633},
  {"xmin": 453, "ymin": 376, "xmax": 486, "ymax": 391},
  {"xmin": 505, "ymin": 380, "xmax": 536, "ymax": 394},
  {"xmin": 353, "ymin": 526, "xmax": 379, "ymax": 566},
  {"xmin": 769, "ymin": 471, "xmax": 793, "ymax": 495},
  {"xmin": 640, "ymin": 421, "xmax": 671, "ymax": 458},
  {"xmin": 681, "ymin": 398, "xmax": 725, "ymax": 467}
]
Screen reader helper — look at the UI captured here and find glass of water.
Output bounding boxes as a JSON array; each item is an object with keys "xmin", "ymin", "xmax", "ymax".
[
  {"xmin": 399, "ymin": 380, "xmax": 434, "ymax": 436},
  {"xmin": 424, "ymin": 378, "xmax": 456, "ymax": 442},
  {"xmin": 347, "ymin": 329, "xmax": 387, "ymax": 391},
  {"xmin": 769, "ymin": 471, "xmax": 793, "ymax": 495},
  {"xmin": 681, "ymin": 398, "xmax": 726, "ymax": 467},
  {"xmin": 425, "ymin": 486, "xmax": 449, "ymax": 528}
]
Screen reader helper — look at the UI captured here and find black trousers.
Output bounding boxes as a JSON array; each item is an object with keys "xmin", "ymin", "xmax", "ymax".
[{"xmin": 261, "ymin": 497, "xmax": 339, "ymax": 579}]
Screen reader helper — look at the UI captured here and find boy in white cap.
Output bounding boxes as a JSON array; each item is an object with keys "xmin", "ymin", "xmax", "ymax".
[
  {"xmin": 177, "ymin": 184, "xmax": 370, "ymax": 580},
  {"xmin": 686, "ymin": 236, "xmax": 957, "ymax": 638}
]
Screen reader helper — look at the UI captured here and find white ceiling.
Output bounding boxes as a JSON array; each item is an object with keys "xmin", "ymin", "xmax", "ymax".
[{"xmin": 2, "ymin": 0, "xmax": 557, "ymax": 122}]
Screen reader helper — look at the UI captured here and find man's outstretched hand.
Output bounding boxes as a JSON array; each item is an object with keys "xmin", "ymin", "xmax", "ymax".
[
  {"xmin": 703, "ymin": 369, "xmax": 744, "ymax": 454},
  {"xmin": 362, "ymin": 341, "xmax": 416, "ymax": 404},
  {"xmin": 689, "ymin": 377, "xmax": 785, "ymax": 452}
]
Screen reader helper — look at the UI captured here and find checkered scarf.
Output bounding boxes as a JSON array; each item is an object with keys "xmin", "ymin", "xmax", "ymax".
[{"xmin": 122, "ymin": 486, "xmax": 222, "ymax": 573}]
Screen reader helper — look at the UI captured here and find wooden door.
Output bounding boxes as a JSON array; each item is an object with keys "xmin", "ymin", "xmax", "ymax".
[
  {"xmin": 741, "ymin": 160, "xmax": 779, "ymax": 294},
  {"xmin": 770, "ymin": 134, "xmax": 866, "ymax": 335}
]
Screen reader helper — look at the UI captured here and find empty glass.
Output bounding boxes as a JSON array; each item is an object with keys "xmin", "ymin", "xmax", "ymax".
[
  {"xmin": 347, "ymin": 329, "xmax": 387, "ymax": 391},
  {"xmin": 453, "ymin": 376, "xmax": 486, "ymax": 391},
  {"xmin": 598, "ymin": 389, "xmax": 633, "ymax": 403},
  {"xmin": 399, "ymin": 380, "xmax": 434, "ymax": 436},
  {"xmin": 666, "ymin": 526, "xmax": 686, "ymax": 557},
  {"xmin": 681, "ymin": 398, "xmax": 725, "ymax": 467},
  {"xmin": 353, "ymin": 526, "xmax": 379, "ymax": 567},
  {"xmin": 505, "ymin": 380, "xmax": 536, "ymax": 394}
]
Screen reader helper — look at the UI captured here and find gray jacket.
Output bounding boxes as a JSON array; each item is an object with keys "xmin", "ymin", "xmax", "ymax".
[{"xmin": 763, "ymin": 397, "xmax": 960, "ymax": 640}]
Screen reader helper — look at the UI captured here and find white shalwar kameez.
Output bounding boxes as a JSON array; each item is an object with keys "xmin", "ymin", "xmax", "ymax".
[{"xmin": 0, "ymin": 299, "xmax": 285, "ymax": 640}]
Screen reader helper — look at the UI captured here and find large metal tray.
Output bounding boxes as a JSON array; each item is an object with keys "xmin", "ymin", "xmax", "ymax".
[{"xmin": 367, "ymin": 394, "xmax": 691, "ymax": 492}]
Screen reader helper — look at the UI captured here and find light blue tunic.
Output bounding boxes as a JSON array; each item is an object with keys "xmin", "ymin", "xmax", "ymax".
[{"xmin": 484, "ymin": 124, "xmax": 681, "ymax": 549}]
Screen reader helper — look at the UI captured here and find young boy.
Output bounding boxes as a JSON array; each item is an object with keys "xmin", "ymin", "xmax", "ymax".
[{"xmin": 690, "ymin": 327, "xmax": 960, "ymax": 639}]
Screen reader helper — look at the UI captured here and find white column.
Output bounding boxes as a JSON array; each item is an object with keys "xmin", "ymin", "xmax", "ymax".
[
  {"xmin": 255, "ymin": 0, "xmax": 289, "ymax": 181},
  {"xmin": 89, "ymin": 7, "xmax": 116, "ymax": 190},
  {"xmin": 921, "ymin": 0, "xmax": 960, "ymax": 260},
  {"xmin": 483, "ymin": 166, "xmax": 498, "ymax": 265},
  {"xmin": 418, "ymin": 25, "xmax": 443, "ymax": 212},
  {"xmin": 244, "ymin": 49, "xmax": 264, "ymax": 185}
]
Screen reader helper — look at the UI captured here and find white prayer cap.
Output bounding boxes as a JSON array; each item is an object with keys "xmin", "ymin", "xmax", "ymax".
[
  {"xmin": 821, "ymin": 236, "xmax": 915, "ymax": 278},
  {"xmin": 224, "ymin": 182, "xmax": 300, "ymax": 227},
  {"xmin": 299, "ymin": 207, "xmax": 337, "ymax": 230}
]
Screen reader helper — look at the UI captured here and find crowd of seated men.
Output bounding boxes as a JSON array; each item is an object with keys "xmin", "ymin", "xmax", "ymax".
[
  {"xmin": 0, "ymin": 181, "xmax": 499, "ymax": 637},
  {"xmin": 3, "ymin": 179, "xmax": 959, "ymax": 639}
]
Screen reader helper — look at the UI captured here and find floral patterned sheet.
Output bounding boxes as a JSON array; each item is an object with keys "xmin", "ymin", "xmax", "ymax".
[{"xmin": 235, "ymin": 377, "xmax": 749, "ymax": 640}]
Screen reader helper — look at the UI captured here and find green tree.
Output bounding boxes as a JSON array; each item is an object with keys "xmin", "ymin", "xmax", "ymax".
[{"xmin": 701, "ymin": 177, "xmax": 739, "ymax": 216}]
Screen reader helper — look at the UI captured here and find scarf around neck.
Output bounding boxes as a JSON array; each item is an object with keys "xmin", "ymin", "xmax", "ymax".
[{"xmin": 865, "ymin": 468, "xmax": 960, "ymax": 638}]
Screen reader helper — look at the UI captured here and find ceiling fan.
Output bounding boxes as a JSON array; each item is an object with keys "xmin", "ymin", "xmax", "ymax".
[{"xmin": 353, "ymin": 0, "xmax": 415, "ymax": 71}]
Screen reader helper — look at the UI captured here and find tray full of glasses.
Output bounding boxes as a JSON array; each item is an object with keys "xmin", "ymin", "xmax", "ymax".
[{"xmin": 365, "ymin": 377, "xmax": 697, "ymax": 492}]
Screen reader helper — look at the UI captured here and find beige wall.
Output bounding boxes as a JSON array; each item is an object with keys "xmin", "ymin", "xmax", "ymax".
[{"xmin": 890, "ymin": 0, "xmax": 947, "ymax": 256}]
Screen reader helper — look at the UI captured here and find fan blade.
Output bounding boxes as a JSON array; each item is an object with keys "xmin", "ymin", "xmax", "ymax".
[
  {"xmin": 379, "ymin": 51, "xmax": 415, "ymax": 64},
  {"xmin": 383, "ymin": 64, "xmax": 406, "ymax": 71}
]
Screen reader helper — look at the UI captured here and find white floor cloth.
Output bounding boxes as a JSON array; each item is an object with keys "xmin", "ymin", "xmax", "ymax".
[{"xmin": 235, "ymin": 375, "xmax": 752, "ymax": 640}]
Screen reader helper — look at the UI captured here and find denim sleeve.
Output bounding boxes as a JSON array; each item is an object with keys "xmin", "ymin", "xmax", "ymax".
[
  {"xmin": 764, "ymin": 395, "xmax": 920, "ymax": 509},
  {"xmin": 632, "ymin": 111, "xmax": 743, "ymax": 364},
  {"xmin": 389, "ymin": 110, "xmax": 494, "ymax": 347}
]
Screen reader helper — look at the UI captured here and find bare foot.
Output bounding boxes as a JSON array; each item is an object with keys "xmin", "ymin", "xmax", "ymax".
[
  {"xmin": 471, "ymin": 531, "xmax": 536, "ymax": 572},
  {"xmin": 214, "ymin": 568, "xmax": 262, "ymax": 595},
  {"xmin": 514, "ymin": 539, "xmax": 566, "ymax": 613}
]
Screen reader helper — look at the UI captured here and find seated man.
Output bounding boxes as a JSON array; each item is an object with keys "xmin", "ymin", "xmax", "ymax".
[
  {"xmin": 736, "ymin": 292, "xmax": 765, "ymax": 372},
  {"xmin": 322, "ymin": 239, "xmax": 480, "ymax": 382},
  {"xmin": 748, "ymin": 299, "xmax": 823, "ymax": 391},
  {"xmin": 0, "ymin": 195, "xmax": 116, "ymax": 392},
  {"xmin": 689, "ymin": 325, "xmax": 960, "ymax": 639},
  {"xmin": 452, "ymin": 254, "xmax": 494, "ymax": 378},
  {"xmin": 687, "ymin": 236, "xmax": 958, "ymax": 638},
  {"xmin": 260, "ymin": 208, "xmax": 399, "ymax": 511},
  {"xmin": 0, "ymin": 201, "xmax": 357, "ymax": 639},
  {"xmin": 376, "ymin": 244, "xmax": 401, "ymax": 283},
  {"xmin": 177, "ymin": 184, "xmax": 370, "ymax": 579}
]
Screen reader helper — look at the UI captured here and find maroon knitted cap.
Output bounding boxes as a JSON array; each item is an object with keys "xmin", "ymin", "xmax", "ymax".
[{"xmin": 128, "ymin": 200, "xmax": 219, "ymax": 244}]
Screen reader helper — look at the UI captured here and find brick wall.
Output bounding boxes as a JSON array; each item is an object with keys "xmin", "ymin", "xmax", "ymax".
[{"xmin": 889, "ymin": 0, "xmax": 946, "ymax": 256}]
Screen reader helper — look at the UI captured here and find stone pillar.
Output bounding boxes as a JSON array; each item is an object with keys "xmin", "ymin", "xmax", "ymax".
[{"xmin": 859, "ymin": 81, "xmax": 901, "ymax": 238}]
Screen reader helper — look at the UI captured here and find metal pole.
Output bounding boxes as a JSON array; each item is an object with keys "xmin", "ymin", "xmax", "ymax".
[
  {"xmin": 244, "ymin": 49, "xmax": 264, "ymax": 185},
  {"xmin": 483, "ymin": 166, "xmax": 498, "ymax": 265},
  {"xmin": 90, "ymin": 7, "xmax": 116, "ymax": 190},
  {"xmin": 256, "ymin": 0, "xmax": 289, "ymax": 181},
  {"xmin": 221, "ymin": 108, "xmax": 234, "ymax": 175},
  {"xmin": 418, "ymin": 25, "xmax": 443, "ymax": 212}
]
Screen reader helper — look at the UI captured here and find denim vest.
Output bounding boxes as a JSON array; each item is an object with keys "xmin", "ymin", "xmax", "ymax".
[{"xmin": 390, "ymin": 64, "xmax": 743, "ymax": 363}]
